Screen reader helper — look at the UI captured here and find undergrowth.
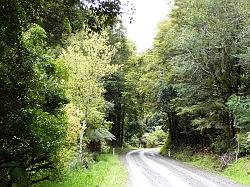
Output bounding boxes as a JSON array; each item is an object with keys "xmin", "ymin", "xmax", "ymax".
[
  {"xmin": 36, "ymin": 154, "xmax": 127, "ymax": 187},
  {"xmin": 160, "ymin": 147, "xmax": 250, "ymax": 185},
  {"xmin": 223, "ymin": 156, "xmax": 250, "ymax": 185}
]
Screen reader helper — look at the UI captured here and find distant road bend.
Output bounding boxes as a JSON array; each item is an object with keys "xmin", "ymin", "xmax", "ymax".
[{"xmin": 123, "ymin": 148, "xmax": 245, "ymax": 187}]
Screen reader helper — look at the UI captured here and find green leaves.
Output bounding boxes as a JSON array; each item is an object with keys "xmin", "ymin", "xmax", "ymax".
[
  {"xmin": 62, "ymin": 29, "xmax": 118, "ymax": 111},
  {"xmin": 227, "ymin": 95, "xmax": 250, "ymax": 129},
  {"xmin": 26, "ymin": 108, "xmax": 67, "ymax": 150},
  {"xmin": 142, "ymin": 126, "xmax": 167, "ymax": 147},
  {"xmin": 23, "ymin": 24, "xmax": 47, "ymax": 50},
  {"xmin": 61, "ymin": 29, "xmax": 119, "ymax": 154},
  {"xmin": 86, "ymin": 128, "xmax": 115, "ymax": 142},
  {"xmin": 1, "ymin": 0, "xmax": 124, "ymax": 184},
  {"xmin": 141, "ymin": 0, "xmax": 250, "ymax": 153}
]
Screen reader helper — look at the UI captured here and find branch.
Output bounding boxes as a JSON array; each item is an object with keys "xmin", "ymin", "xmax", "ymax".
[
  {"xmin": 27, "ymin": 162, "xmax": 52, "ymax": 172},
  {"xmin": 31, "ymin": 175, "xmax": 51, "ymax": 185}
]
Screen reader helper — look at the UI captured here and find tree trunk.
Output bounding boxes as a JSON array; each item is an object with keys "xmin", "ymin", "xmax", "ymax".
[
  {"xmin": 87, "ymin": 140, "xmax": 101, "ymax": 153},
  {"xmin": 79, "ymin": 104, "xmax": 88, "ymax": 163},
  {"xmin": 79, "ymin": 119, "xmax": 85, "ymax": 163},
  {"xmin": 172, "ymin": 112, "xmax": 179, "ymax": 146},
  {"xmin": 228, "ymin": 112, "xmax": 236, "ymax": 146},
  {"xmin": 111, "ymin": 102, "xmax": 123, "ymax": 147},
  {"xmin": 167, "ymin": 112, "xmax": 178, "ymax": 147},
  {"xmin": 121, "ymin": 99, "xmax": 125, "ymax": 147}
]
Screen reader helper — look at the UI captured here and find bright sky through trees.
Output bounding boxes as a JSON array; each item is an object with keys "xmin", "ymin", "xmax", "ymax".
[{"xmin": 123, "ymin": 0, "xmax": 173, "ymax": 52}]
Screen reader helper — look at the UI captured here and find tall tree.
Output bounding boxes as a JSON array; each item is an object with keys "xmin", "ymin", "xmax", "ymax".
[
  {"xmin": 61, "ymin": 30, "xmax": 118, "ymax": 160},
  {"xmin": 0, "ymin": 0, "xmax": 123, "ymax": 185},
  {"xmin": 103, "ymin": 25, "xmax": 135, "ymax": 147},
  {"xmin": 153, "ymin": 0, "xmax": 250, "ymax": 153}
]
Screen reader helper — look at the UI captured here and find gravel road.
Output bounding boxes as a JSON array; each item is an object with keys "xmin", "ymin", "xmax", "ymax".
[{"xmin": 122, "ymin": 148, "xmax": 246, "ymax": 187}]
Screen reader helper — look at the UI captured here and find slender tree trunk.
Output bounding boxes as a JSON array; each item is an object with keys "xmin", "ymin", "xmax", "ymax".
[
  {"xmin": 235, "ymin": 134, "xmax": 240, "ymax": 162},
  {"xmin": 79, "ymin": 120, "xmax": 85, "ymax": 163},
  {"xmin": 79, "ymin": 104, "xmax": 88, "ymax": 163},
  {"xmin": 228, "ymin": 112, "xmax": 236, "ymax": 146},
  {"xmin": 167, "ymin": 112, "xmax": 175, "ymax": 147},
  {"xmin": 121, "ymin": 99, "xmax": 125, "ymax": 147},
  {"xmin": 172, "ymin": 112, "xmax": 179, "ymax": 145},
  {"xmin": 117, "ymin": 102, "xmax": 122, "ymax": 146},
  {"xmin": 111, "ymin": 102, "xmax": 123, "ymax": 147},
  {"xmin": 79, "ymin": 122, "xmax": 85, "ymax": 163},
  {"xmin": 184, "ymin": 116, "xmax": 190, "ymax": 146}
]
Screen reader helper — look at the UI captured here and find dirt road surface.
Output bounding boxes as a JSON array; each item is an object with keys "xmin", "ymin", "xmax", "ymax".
[{"xmin": 122, "ymin": 148, "xmax": 246, "ymax": 187}]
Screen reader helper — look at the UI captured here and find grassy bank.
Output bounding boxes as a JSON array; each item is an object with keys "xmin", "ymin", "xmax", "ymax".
[
  {"xmin": 223, "ymin": 156, "xmax": 250, "ymax": 185},
  {"xmin": 160, "ymin": 148, "xmax": 250, "ymax": 185},
  {"xmin": 37, "ymin": 154, "xmax": 127, "ymax": 187}
]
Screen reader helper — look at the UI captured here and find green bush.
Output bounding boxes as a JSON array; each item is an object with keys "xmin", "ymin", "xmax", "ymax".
[
  {"xmin": 160, "ymin": 134, "xmax": 172, "ymax": 155},
  {"xmin": 161, "ymin": 148, "xmax": 250, "ymax": 185},
  {"xmin": 127, "ymin": 135, "xmax": 141, "ymax": 147},
  {"xmin": 223, "ymin": 156, "xmax": 250, "ymax": 185},
  {"xmin": 211, "ymin": 134, "xmax": 232, "ymax": 154},
  {"xmin": 142, "ymin": 126, "xmax": 167, "ymax": 147},
  {"xmin": 236, "ymin": 133, "xmax": 250, "ymax": 155},
  {"xmin": 36, "ymin": 154, "xmax": 127, "ymax": 187},
  {"xmin": 227, "ymin": 95, "xmax": 250, "ymax": 155}
]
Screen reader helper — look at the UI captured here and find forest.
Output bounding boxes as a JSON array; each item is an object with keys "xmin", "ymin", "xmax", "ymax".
[{"xmin": 0, "ymin": 0, "xmax": 249, "ymax": 186}]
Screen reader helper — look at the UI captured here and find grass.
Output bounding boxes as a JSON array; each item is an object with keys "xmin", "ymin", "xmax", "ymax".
[
  {"xmin": 171, "ymin": 149, "xmax": 220, "ymax": 171},
  {"xmin": 160, "ymin": 147, "xmax": 250, "ymax": 185},
  {"xmin": 222, "ymin": 156, "xmax": 250, "ymax": 185},
  {"xmin": 37, "ymin": 154, "xmax": 128, "ymax": 187}
]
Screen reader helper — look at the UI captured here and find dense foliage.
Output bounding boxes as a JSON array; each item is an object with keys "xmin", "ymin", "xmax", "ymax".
[
  {"xmin": 0, "ymin": 0, "xmax": 123, "ymax": 186},
  {"xmin": 156, "ymin": 0, "xmax": 249, "ymax": 155},
  {"xmin": 1, "ymin": 0, "xmax": 249, "ymax": 186},
  {"xmin": 119, "ymin": 0, "xmax": 249, "ymax": 157},
  {"xmin": 90, "ymin": 0, "xmax": 250, "ymax": 158}
]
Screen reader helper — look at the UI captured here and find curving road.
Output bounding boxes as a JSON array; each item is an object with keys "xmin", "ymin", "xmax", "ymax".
[{"xmin": 122, "ymin": 148, "xmax": 246, "ymax": 187}]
